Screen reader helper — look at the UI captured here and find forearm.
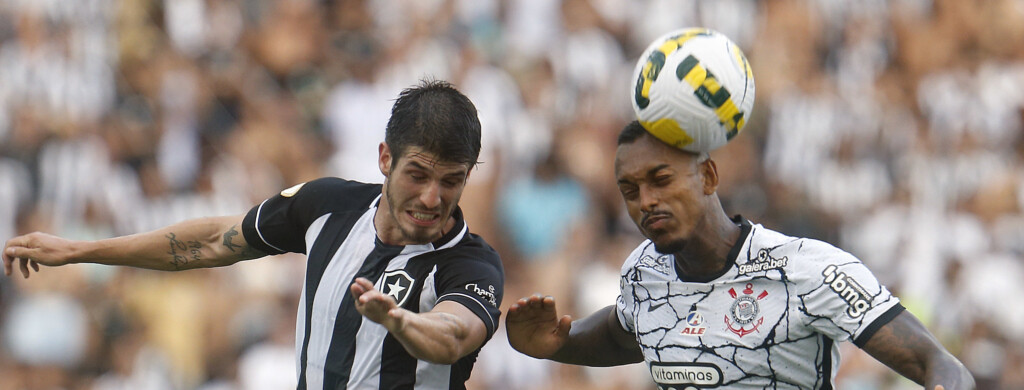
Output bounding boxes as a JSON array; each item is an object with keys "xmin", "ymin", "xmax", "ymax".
[
  {"xmin": 76, "ymin": 215, "xmax": 260, "ymax": 271},
  {"xmin": 549, "ymin": 306, "xmax": 643, "ymax": 366},
  {"xmin": 864, "ymin": 311, "xmax": 975, "ymax": 389},
  {"xmin": 390, "ymin": 311, "xmax": 474, "ymax": 365},
  {"xmin": 923, "ymin": 352, "xmax": 975, "ymax": 390}
]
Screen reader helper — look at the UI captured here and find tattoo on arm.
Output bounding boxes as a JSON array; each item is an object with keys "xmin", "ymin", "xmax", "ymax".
[
  {"xmin": 222, "ymin": 224, "xmax": 263, "ymax": 260},
  {"xmin": 862, "ymin": 312, "xmax": 943, "ymax": 385},
  {"xmin": 166, "ymin": 232, "xmax": 203, "ymax": 270},
  {"xmin": 222, "ymin": 225, "xmax": 243, "ymax": 252}
]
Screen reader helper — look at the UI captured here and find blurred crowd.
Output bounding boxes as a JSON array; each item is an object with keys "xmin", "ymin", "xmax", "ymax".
[{"xmin": 1, "ymin": 0, "xmax": 1023, "ymax": 389}]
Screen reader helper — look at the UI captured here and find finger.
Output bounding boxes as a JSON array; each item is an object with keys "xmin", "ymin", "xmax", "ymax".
[
  {"xmin": 3, "ymin": 248, "xmax": 11, "ymax": 276},
  {"xmin": 30, "ymin": 260, "xmax": 39, "ymax": 272},
  {"xmin": 354, "ymin": 277, "xmax": 375, "ymax": 290},
  {"xmin": 388, "ymin": 307, "xmax": 406, "ymax": 320},
  {"xmin": 19, "ymin": 257, "xmax": 30, "ymax": 278},
  {"xmin": 541, "ymin": 296, "xmax": 557, "ymax": 310},
  {"xmin": 350, "ymin": 282, "xmax": 365, "ymax": 297},
  {"xmin": 934, "ymin": 386, "xmax": 944, "ymax": 390},
  {"xmin": 556, "ymin": 315, "xmax": 573, "ymax": 337},
  {"xmin": 526, "ymin": 295, "xmax": 544, "ymax": 309},
  {"xmin": 360, "ymin": 290, "xmax": 389, "ymax": 304}
]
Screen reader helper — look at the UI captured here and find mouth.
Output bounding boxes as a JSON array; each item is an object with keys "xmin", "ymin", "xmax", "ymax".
[
  {"xmin": 642, "ymin": 213, "xmax": 671, "ymax": 230},
  {"xmin": 406, "ymin": 210, "xmax": 441, "ymax": 226}
]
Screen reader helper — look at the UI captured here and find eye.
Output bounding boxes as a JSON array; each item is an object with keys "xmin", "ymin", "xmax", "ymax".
[
  {"xmin": 653, "ymin": 175, "xmax": 672, "ymax": 186},
  {"xmin": 619, "ymin": 185, "xmax": 638, "ymax": 200}
]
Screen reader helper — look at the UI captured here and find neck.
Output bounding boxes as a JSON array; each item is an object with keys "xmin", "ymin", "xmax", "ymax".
[{"xmin": 674, "ymin": 207, "xmax": 740, "ymax": 281}]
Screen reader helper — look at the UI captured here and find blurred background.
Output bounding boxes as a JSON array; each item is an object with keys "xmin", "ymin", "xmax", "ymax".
[{"xmin": 1, "ymin": 0, "xmax": 1023, "ymax": 389}]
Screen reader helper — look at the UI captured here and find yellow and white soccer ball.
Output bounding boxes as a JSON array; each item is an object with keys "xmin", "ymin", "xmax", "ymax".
[{"xmin": 631, "ymin": 28, "xmax": 755, "ymax": 153}]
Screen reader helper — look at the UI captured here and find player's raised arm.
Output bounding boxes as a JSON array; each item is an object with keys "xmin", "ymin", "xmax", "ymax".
[
  {"xmin": 505, "ymin": 295, "xmax": 643, "ymax": 366},
  {"xmin": 861, "ymin": 311, "xmax": 975, "ymax": 390},
  {"xmin": 350, "ymin": 277, "xmax": 490, "ymax": 365},
  {"xmin": 3, "ymin": 214, "xmax": 264, "ymax": 277}
]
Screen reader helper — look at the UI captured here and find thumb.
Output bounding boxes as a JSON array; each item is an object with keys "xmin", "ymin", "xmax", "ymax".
[
  {"xmin": 555, "ymin": 315, "xmax": 572, "ymax": 337},
  {"xmin": 387, "ymin": 307, "xmax": 408, "ymax": 332}
]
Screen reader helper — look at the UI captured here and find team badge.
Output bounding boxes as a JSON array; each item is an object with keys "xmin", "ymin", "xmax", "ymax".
[
  {"xmin": 381, "ymin": 270, "xmax": 415, "ymax": 306},
  {"xmin": 681, "ymin": 311, "xmax": 706, "ymax": 336},
  {"xmin": 725, "ymin": 283, "xmax": 768, "ymax": 337}
]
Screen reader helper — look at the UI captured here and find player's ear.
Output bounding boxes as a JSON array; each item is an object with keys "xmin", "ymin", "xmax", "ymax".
[
  {"xmin": 378, "ymin": 142, "xmax": 392, "ymax": 177},
  {"xmin": 700, "ymin": 158, "xmax": 719, "ymax": 195}
]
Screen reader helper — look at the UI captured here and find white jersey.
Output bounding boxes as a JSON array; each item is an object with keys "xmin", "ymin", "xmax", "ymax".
[{"xmin": 616, "ymin": 218, "xmax": 904, "ymax": 389}]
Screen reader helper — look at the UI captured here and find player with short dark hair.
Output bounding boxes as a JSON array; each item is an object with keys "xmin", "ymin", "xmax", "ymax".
[
  {"xmin": 505, "ymin": 121, "xmax": 973, "ymax": 389},
  {"xmin": 4, "ymin": 79, "xmax": 504, "ymax": 390}
]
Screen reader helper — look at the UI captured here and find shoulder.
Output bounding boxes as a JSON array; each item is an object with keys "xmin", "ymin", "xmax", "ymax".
[
  {"xmin": 291, "ymin": 177, "xmax": 381, "ymax": 204},
  {"xmin": 442, "ymin": 234, "xmax": 503, "ymax": 269},
  {"xmin": 279, "ymin": 177, "xmax": 382, "ymax": 215},
  {"xmin": 746, "ymin": 223, "xmax": 863, "ymax": 280},
  {"xmin": 620, "ymin": 240, "xmax": 673, "ymax": 276}
]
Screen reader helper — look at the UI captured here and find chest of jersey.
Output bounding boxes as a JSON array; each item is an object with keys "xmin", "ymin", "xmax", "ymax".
[{"xmin": 622, "ymin": 258, "xmax": 825, "ymax": 389}]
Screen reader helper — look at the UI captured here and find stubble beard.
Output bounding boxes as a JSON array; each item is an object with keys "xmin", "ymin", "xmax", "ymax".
[
  {"xmin": 385, "ymin": 184, "xmax": 438, "ymax": 244},
  {"xmin": 652, "ymin": 238, "xmax": 686, "ymax": 255}
]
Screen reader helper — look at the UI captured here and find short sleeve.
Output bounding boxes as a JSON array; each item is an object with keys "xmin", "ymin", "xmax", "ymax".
[
  {"xmin": 797, "ymin": 245, "xmax": 903, "ymax": 346},
  {"xmin": 616, "ymin": 284, "xmax": 637, "ymax": 334},
  {"xmin": 616, "ymin": 244, "xmax": 649, "ymax": 334},
  {"xmin": 432, "ymin": 247, "xmax": 504, "ymax": 338},
  {"xmin": 242, "ymin": 177, "xmax": 381, "ymax": 255}
]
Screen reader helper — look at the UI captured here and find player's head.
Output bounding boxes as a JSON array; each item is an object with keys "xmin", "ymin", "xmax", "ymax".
[
  {"xmin": 615, "ymin": 121, "xmax": 718, "ymax": 254},
  {"xmin": 377, "ymin": 79, "xmax": 481, "ymax": 245},
  {"xmin": 384, "ymin": 78, "xmax": 482, "ymax": 169}
]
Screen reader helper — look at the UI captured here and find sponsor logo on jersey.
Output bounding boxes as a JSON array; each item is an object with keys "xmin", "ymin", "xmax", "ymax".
[
  {"xmin": 648, "ymin": 300, "xmax": 668, "ymax": 312},
  {"xmin": 681, "ymin": 311, "xmax": 706, "ymax": 336},
  {"xmin": 738, "ymin": 249, "xmax": 788, "ymax": 274},
  {"xmin": 382, "ymin": 270, "xmax": 415, "ymax": 306},
  {"xmin": 725, "ymin": 283, "xmax": 768, "ymax": 337},
  {"xmin": 821, "ymin": 265, "xmax": 872, "ymax": 317},
  {"xmin": 639, "ymin": 254, "xmax": 673, "ymax": 276},
  {"xmin": 650, "ymin": 362, "xmax": 722, "ymax": 388},
  {"xmin": 464, "ymin": 283, "xmax": 498, "ymax": 307}
]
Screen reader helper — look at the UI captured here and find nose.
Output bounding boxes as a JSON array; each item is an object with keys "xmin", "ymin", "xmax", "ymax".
[
  {"xmin": 420, "ymin": 181, "xmax": 442, "ymax": 209},
  {"xmin": 638, "ymin": 185, "xmax": 658, "ymax": 213}
]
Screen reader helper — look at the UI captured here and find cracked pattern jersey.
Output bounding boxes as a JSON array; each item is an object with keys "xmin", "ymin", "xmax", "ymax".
[{"xmin": 616, "ymin": 217, "xmax": 904, "ymax": 389}]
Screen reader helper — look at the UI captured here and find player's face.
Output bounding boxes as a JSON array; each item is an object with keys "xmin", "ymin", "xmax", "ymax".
[
  {"xmin": 615, "ymin": 135, "xmax": 710, "ymax": 254},
  {"xmin": 378, "ymin": 144, "xmax": 470, "ymax": 245}
]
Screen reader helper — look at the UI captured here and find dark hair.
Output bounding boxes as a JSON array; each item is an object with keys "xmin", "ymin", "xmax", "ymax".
[
  {"xmin": 385, "ymin": 79, "xmax": 481, "ymax": 167},
  {"xmin": 617, "ymin": 120, "xmax": 708, "ymax": 160},
  {"xmin": 617, "ymin": 120, "xmax": 650, "ymax": 146}
]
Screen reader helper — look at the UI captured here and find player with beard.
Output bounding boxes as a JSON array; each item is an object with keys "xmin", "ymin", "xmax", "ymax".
[
  {"xmin": 4, "ymin": 79, "xmax": 504, "ymax": 390},
  {"xmin": 505, "ymin": 121, "xmax": 973, "ymax": 389}
]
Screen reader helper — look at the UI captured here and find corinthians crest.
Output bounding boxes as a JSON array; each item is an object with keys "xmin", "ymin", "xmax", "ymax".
[{"xmin": 725, "ymin": 283, "xmax": 768, "ymax": 337}]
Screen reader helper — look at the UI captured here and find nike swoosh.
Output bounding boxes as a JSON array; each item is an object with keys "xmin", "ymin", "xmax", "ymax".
[{"xmin": 648, "ymin": 301, "xmax": 667, "ymax": 312}]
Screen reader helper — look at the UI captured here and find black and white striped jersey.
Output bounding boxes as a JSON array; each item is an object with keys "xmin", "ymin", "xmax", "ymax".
[
  {"xmin": 241, "ymin": 177, "xmax": 504, "ymax": 390},
  {"xmin": 616, "ymin": 217, "xmax": 904, "ymax": 389}
]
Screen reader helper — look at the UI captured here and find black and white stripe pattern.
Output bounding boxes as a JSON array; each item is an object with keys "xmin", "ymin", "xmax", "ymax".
[{"xmin": 242, "ymin": 178, "xmax": 503, "ymax": 390}]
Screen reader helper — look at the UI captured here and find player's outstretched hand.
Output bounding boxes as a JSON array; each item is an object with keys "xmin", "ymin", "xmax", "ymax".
[
  {"xmin": 3, "ymin": 232, "xmax": 76, "ymax": 278},
  {"xmin": 351, "ymin": 277, "xmax": 408, "ymax": 332},
  {"xmin": 505, "ymin": 294, "xmax": 572, "ymax": 359}
]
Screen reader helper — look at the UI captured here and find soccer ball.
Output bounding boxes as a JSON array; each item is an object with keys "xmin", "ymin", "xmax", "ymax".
[{"xmin": 631, "ymin": 28, "xmax": 755, "ymax": 153}]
